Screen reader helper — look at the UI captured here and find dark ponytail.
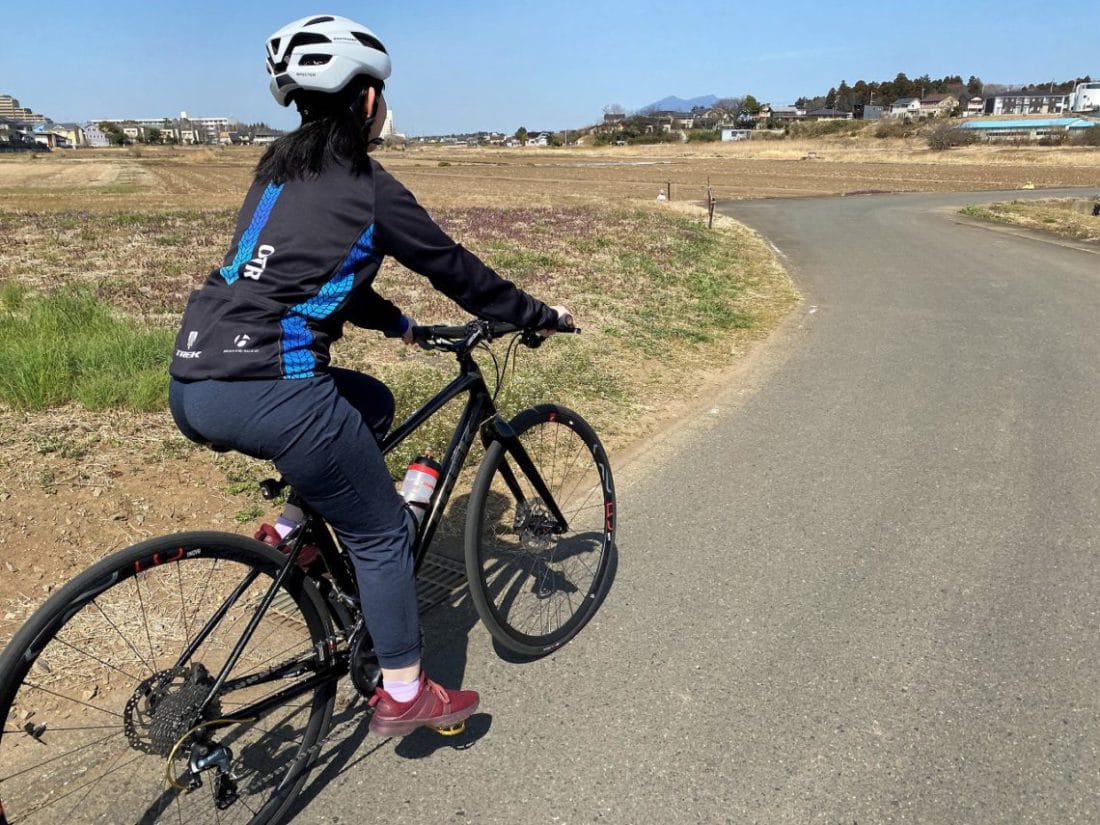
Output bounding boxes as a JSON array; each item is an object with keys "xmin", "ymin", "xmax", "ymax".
[{"xmin": 255, "ymin": 75, "xmax": 383, "ymax": 183}]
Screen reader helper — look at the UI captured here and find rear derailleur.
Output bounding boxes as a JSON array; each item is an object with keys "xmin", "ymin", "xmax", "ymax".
[{"xmin": 186, "ymin": 740, "xmax": 239, "ymax": 810}]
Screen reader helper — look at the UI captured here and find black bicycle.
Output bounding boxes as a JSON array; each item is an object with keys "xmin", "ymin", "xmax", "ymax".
[{"xmin": 0, "ymin": 319, "xmax": 616, "ymax": 825}]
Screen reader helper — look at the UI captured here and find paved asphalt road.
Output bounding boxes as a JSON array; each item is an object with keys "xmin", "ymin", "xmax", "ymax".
[{"xmin": 293, "ymin": 190, "xmax": 1099, "ymax": 824}]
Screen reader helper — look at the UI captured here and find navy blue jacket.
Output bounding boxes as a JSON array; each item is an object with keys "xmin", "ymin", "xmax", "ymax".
[{"xmin": 170, "ymin": 157, "xmax": 556, "ymax": 380}]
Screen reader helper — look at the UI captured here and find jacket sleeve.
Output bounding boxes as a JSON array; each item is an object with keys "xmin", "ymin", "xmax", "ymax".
[
  {"xmin": 344, "ymin": 284, "xmax": 404, "ymax": 335},
  {"xmin": 372, "ymin": 163, "xmax": 557, "ymax": 329}
]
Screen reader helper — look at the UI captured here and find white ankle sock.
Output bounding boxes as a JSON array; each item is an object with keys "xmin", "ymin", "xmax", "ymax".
[{"xmin": 386, "ymin": 676, "xmax": 421, "ymax": 703}]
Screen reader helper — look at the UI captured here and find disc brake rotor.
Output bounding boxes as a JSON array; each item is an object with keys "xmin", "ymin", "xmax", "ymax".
[{"xmin": 513, "ymin": 499, "xmax": 557, "ymax": 553}]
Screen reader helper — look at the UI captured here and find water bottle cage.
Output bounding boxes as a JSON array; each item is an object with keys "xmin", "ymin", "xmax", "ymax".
[{"xmin": 401, "ymin": 500, "xmax": 427, "ymax": 527}]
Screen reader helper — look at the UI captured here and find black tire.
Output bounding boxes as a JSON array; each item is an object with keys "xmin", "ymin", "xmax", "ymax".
[
  {"xmin": 465, "ymin": 405, "xmax": 616, "ymax": 655},
  {"xmin": 0, "ymin": 532, "xmax": 336, "ymax": 825}
]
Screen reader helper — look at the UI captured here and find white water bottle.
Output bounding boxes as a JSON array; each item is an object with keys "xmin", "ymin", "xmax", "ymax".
[{"xmin": 400, "ymin": 455, "xmax": 442, "ymax": 525}]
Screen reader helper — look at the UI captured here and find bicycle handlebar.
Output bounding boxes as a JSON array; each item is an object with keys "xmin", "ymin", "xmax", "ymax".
[{"xmin": 411, "ymin": 315, "xmax": 578, "ymax": 353}]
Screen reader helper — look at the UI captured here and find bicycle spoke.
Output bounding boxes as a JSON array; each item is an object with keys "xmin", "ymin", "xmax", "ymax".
[
  {"xmin": 177, "ymin": 563, "xmax": 190, "ymax": 650},
  {"xmin": 90, "ymin": 598, "xmax": 155, "ymax": 676},
  {"xmin": 0, "ymin": 729, "xmax": 125, "ymax": 782},
  {"xmin": 133, "ymin": 574, "xmax": 159, "ymax": 675},
  {"xmin": 18, "ymin": 750, "xmax": 146, "ymax": 822},
  {"xmin": 15, "ymin": 682, "xmax": 125, "ymax": 720},
  {"xmin": 60, "ymin": 735, "xmax": 135, "ymax": 824},
  {"xmin": 54, "ymin": 636, "xmax": 144, "ymax": 683}
]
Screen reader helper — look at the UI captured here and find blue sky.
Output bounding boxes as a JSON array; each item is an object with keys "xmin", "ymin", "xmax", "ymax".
[{"xmin": 4, "ymin": 1, "xmax": 1097, "ymax": 135}]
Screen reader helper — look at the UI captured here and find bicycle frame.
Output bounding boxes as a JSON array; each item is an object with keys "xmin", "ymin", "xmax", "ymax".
[
  {"xmin": 191, "ymin": 334, "xmax": 570, "ymax": 725},
  {"xmin": 380, "ymin": 349, "xmax": 496, "ymax": 571}
]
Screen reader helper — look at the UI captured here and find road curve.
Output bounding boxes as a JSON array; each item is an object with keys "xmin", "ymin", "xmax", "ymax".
[{"xmin": 295, "ymin": 189, "xmax": 1099, "ymax": 824}]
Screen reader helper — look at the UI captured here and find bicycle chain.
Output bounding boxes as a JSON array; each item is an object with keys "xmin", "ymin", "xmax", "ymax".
[
  {"xmin": 192, "ymin": 632, "xmax": 369, "ymax": 796},
  {"xmin": 217, "ymin": 686, "xmax": 369, "ymax": 797}
]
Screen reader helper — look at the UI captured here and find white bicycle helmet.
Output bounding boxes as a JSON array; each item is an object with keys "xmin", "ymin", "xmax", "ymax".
[{"xmin": 266, "ymin": 14, "xmax": 391, "ymax": 107}]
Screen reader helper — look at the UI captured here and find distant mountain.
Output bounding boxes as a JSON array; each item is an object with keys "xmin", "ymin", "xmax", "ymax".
[{"xmin": 638, "ymin": 94, "xmax": 719, "ymax": 114}]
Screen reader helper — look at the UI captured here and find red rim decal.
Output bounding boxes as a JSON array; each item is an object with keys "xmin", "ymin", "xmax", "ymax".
[{"xmin": 135, "ymin": 546, "xmax": 185, "ymax": 574}]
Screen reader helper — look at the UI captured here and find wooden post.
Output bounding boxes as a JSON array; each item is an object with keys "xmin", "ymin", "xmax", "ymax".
[
  {"xmin": 666, "ymin": 180, "xmax": 672, "ymax": 201},
  {"xmin": 707, "ymin": 177, "xmax": 715, "ymax": 228}
]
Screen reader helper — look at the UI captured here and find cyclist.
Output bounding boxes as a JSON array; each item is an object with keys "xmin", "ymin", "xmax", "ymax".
[{"xmin": 168, "ymin": 14, "xmax": 568, "ymax": 737}]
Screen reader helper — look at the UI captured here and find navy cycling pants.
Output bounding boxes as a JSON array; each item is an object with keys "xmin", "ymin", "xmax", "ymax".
[{"xmin": 169, "ymin": 369, "xmax": 420, "ymax": 669}]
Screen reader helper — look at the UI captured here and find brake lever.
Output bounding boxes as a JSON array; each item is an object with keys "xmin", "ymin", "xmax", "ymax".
[{"xmin": 520, "ymin": 330, "xmax": 545, "ymax": 349}]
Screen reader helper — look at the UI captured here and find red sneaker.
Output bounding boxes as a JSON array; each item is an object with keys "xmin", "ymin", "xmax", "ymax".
[
  {"xmin": 369, "ymin": 672, "xmax": 479, "ymax": 737},
  {"xmin": 253, "ymin": 523, "xmax": 321, "ymax": 569}
]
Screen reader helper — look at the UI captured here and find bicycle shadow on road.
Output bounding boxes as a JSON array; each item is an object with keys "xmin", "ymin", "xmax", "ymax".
[
  {"xmin": 284, "ymin": 598, "xmax": 493, "ymax": 818},
  {"xmin": 284, "ymin": 497, "xmax": 493, "ymax": 816},
  {"xmin": 284, "ymin": 486, "xmax": 618, "ymax": 813},
  {"xmin": 489, "ymin": 534, "xmax": 619, "ymax": 664},
  {"xmin": 442, "ymin": 487, "xmax": 620, "ymax": 664}
]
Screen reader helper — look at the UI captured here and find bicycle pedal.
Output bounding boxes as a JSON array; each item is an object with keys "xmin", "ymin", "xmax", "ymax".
[{"xmin": 431, "ymin": 721, "xmax": 466, "ymax": 736}]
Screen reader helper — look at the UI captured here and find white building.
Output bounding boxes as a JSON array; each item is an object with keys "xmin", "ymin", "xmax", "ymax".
[
  {"xmin": 721, "ymin": 128, "xmax": 753, "ymax": 141},
  {"xmin": 179, "ymin": 112, "xmax": 230, "ymax": 133},
  {"xmin": 985, "ymin": 92, "xmax": 1068, "ymax": 116},
  {"xmin": 890, "ymin": 98, "xmax": 922, "ymax": 118},
  {"xmin": 1070, "ymin": 81, "xmax": 1100, "ymax": 113},
  {"xmin": 82, "ymin": 122, "xmax": 110, "ymax": 147},
  {"xmin": 0, "ymin": 94, "xmax": 47, "ymax": 125}
]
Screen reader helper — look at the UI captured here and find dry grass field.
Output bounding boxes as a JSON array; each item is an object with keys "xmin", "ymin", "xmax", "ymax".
[
  {"xmin": 3, "ymin": 138, "xmax": 1098, "ymax": 213},
  {"xmin": 1, "ymin": 137, "xmax": 1097, "ymax": 639}
]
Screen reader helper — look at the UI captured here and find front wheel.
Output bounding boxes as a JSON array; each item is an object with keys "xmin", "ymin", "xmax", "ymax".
[
  {"xmin": 465, "ymin": 405, "xmax": 616, "ymax": 655},
  {"xmin": 0, "ymin": 532, "xmax": 337, "ymax": 825}
]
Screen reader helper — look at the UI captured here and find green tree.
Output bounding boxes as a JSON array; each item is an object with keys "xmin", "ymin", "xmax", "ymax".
[
  {"xmin": 835, "ymin": 80, "xmax": 853, "ymax": 111},
  {"xmin": 851, "ymin": 80, "xmax": 870, "ymax": 107},
  {"xmin": 145, "ymin": 127, "xmax": 162, "ymax": 145},
  {"xmin": 514, "ymin": 126, "xmax": 528, "ymax": 146},
  {"xmin": 741, "ymin": 95, "xmax": 762, "ymax": 114},
  {"xmin": 893, "ymin": 73, "xmax": 914, "ymax": 100},
  {"xmin": 98, "ymin": 121, "xmax": 127, "ymax": 146}
]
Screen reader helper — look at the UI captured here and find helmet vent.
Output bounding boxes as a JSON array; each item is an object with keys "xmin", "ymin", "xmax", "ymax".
[
  {"xmin": 352, "ymin": 31, "xmax": 388, "ymax": 53},
  {"xmin": 306, "ymin": 16, "xmax": 334, "ymax": 25},
  {"xmin": 286, "ymin": 32, "xmax": 330, "ymax": 53},
  {"xmin": 299, "ymin": 54, "xmax": 332, "ymax": 66},
  {"xmin": 269, "ymin": 37, "xmax": 281, "ymax": 54}
]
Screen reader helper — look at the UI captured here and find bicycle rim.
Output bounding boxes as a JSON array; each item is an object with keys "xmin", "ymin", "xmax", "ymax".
[
  {"xmin": 466, "ymin": 405, "xmax": 615, "ymax": 655},
  {"xmin": 0, "ymin": 532, "xmax": 336, "ymax": 825}
]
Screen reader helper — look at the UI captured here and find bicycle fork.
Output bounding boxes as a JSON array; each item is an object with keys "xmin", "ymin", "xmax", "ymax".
[{"xmin": 485, "ymin": 416, "xmax": 570, "ymax": 534}]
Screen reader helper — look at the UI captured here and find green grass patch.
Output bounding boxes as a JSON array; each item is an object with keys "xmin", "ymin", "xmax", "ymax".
[
  {"xmin": 485, "ymin": 242, "xmax": 569, "ymax": 279},
  {"xmin": 614, "ymin": 217, "xmax": 755, "ymax": 353},
  {"xmin": 959, "ymin": 199, "xmax": 1100, "ymax": 243},
  {"xmin": 0, "ymin": 283, "xmax": 172, "ymax": 411},
  {"xmin": 960, "ymin": 204, "xmax": 992, "ymax": 219}
]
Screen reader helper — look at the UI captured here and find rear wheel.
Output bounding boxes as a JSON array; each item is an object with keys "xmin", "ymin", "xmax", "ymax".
[
  {"xmin": 0, "ymin": 532, "xmax": 336, "ymax": 825},
  {"xmin": 465, "ymin": 405, "xmax": 615, "ymax": 655}
]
